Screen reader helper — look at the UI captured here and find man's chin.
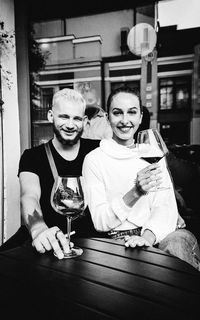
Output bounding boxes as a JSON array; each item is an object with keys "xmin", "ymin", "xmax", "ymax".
[
  {"xmin": 57, "ymin": 133, "xmax": 82, "ymax": 146},
  {"xmin": 59, "ymin": 137, "xmax": 78, "ymax": 146},
  {"xmin": 62, "ymin": 139, "xmax": 78, "ymax": 146},
  {"xmin": 53, "ymin": 126, "xmax": 83, "ymax": 146}
]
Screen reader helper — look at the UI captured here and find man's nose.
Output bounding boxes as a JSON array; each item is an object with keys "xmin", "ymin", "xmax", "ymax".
[{"xmin": 65, "ymin": 118, "xmax": 75, "ymax": 128}]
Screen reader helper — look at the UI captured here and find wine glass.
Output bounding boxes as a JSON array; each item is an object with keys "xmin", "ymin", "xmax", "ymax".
[
  {"xmin": 136, "ymin": 128, "xmax": 169, "ymax": 191},
  {"xmin": 51, "ymin": 175, "xmax": 85, "ymax": 258}
]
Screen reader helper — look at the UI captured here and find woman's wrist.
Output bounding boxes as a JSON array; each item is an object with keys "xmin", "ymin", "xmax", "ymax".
[
  {"xmin": 135, "ymin": 179, "xmax": 148, "ymax": 196},
  {"xmin": 123, "ymin": 186, "xmax": 141, "ymax": 207},
  {"xmin": 142, "ymin": 229, "xmax": 156, "ymax": 246}
]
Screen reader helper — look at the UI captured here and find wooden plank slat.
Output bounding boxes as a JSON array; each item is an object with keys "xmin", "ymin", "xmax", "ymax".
[
  {"xmin": 76, "ymin": 237, "xmax": 199, "ymax": 274},
  {"xmin": 0, "ymin": 238, "xmax": 200, "ymax": 320},
  {"xmin": 0, "ymin": 255, "xmax": 191, "ymax": 320}
]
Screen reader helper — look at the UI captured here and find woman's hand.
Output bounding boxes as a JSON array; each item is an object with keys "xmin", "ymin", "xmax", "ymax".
[
  {"xmin": 136, "ymin": 163, "xmax": 162, "ymax": 195},
  {"xmin": 123, "ymin": 163, "xmax": 162, "ymax": 207},
  {"xmin": 124, "ymin": 229, "xmax": 156, "ymax": 248},
  {"xmin": 124, "ymin": 235, "xmax": 152, "ymax": 248}
]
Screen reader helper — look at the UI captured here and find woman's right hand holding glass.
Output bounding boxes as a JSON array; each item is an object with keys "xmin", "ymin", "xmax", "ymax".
[{"xmin": 136, "ymin": 163, "xmax": 162, "ymax": 195}]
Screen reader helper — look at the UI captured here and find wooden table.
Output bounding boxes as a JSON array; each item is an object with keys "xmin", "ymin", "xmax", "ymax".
[{"xmin": 0, "ymin": 237, "xmax": 200, "ymax": 320}]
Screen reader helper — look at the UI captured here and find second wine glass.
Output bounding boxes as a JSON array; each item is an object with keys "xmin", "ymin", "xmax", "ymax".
[{"xmin": 51, "ymin": 175, "xmax": 85, "ymax": 258}]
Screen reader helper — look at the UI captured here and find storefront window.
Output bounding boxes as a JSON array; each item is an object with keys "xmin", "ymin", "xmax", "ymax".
[{"xmin": 159, "ymin": 77, "xmax": 191, "ymax": 111}]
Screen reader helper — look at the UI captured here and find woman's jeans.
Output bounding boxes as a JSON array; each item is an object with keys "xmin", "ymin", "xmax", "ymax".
[{"xmin": 158, "ymin": 229, "xmax": 200, "ymax": 271}]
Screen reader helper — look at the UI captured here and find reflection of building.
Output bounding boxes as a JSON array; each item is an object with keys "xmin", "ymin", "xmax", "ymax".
[{"xmin": 32, "ymin": 15, "xmax": 200, "ymax": 147}]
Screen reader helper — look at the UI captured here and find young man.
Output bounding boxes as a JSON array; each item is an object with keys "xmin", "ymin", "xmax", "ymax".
[{"xmin": 0, "ymin": 88, "xmax": 100, "ymax": 259}]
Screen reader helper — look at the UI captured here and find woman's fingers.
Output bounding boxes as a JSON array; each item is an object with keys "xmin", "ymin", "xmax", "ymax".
[
  {"xmin": 124, "ymin": 235, "xmax": 151, "ymax": 248},
  {"xmin": 136, "ymin": 164, "xmax": 162, "ymax": 192}
]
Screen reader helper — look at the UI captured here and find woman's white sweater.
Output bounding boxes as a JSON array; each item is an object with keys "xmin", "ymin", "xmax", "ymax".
[{"xmin": 82, "ymin": 139, "xmax": 178, "ymax": 243}]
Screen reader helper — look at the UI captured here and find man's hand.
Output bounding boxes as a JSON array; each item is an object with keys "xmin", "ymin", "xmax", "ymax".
[
  {"xmin": 31, "ymin": 226, "xmax": 71, "ymax": 259},
  {"xmin": 124, "ymin": 235, "xmax": 152, "ymax": 248}
]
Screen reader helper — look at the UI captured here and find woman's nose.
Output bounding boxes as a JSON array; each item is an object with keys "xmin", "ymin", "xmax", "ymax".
[{"xmin": 121, "ymin": 113, "xmax": 129, "ymax": 124}]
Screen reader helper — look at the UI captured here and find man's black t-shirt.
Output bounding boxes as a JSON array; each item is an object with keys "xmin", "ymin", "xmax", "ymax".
[{"xmin": 18, "ymin": 138, "xmax": 100, "ymax": 236}]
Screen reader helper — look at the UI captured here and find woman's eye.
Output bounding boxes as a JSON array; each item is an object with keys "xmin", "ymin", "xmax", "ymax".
[
  {"xmin": 113, "ymin": 111, "xmax": 122, "ymax": 116},
  {"xmin": 128, "ymin": 110, "xmax": 137, "ymax": 115}
]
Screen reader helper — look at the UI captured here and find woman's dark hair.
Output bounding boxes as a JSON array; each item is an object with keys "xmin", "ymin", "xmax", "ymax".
[{"xmin": 106, "ymin": 86, "xmax": 143, "ymax": 114}]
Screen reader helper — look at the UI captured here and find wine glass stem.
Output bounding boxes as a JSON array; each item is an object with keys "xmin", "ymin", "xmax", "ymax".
[{"xmin": 67, "ymin": 216, "xmax": 72, "ymax": 250}]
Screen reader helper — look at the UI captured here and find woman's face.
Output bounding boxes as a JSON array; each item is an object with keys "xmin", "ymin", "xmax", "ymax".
[{"xmin": 108, "ymin": 92, "xmax": 142, "ymax": 146}]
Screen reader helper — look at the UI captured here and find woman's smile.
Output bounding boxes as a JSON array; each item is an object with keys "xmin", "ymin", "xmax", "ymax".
[
  {"xmin": 117, "ymin": 126, "xmax": 133, "ymax": 133},
  {"xmin": 108, "ymin": 92, "xmax": 142, "ymax": 146}
]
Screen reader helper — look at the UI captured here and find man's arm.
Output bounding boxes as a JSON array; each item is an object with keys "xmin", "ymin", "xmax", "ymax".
[{"xmin": 19, "ymin": 171, "xmax": 69, "ymax": 259}]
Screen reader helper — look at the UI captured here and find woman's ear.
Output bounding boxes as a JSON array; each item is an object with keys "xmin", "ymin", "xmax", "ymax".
[
  {"xmin": 47, "ymin": 109, "xmax": 53, "ymax": 123},
  {"xmin": 139, "ymin": 112, "xmax": 143, "ymax": 125}
]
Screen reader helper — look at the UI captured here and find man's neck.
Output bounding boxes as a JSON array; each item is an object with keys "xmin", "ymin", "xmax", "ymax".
[{"xmin": 52, "ymin": 138, "xmax": 80, "ymax": 161}]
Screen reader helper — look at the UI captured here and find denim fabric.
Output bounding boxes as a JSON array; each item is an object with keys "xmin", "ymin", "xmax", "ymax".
[{"xmin": 158, "ymin": 229, "xmax": 200, "ymax": 271}]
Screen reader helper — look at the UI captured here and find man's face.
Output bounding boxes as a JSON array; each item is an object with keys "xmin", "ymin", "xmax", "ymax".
[{"xmin": 48, "ymin": 98, "xmax": 87, "ymax": 146}]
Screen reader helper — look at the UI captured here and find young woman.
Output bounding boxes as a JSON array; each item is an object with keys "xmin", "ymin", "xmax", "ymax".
[{"xmin": 83, "ymin": 86, "xmax": 200, "ymax": 271}]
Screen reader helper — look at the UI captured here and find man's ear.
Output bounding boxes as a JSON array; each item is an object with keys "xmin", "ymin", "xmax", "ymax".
[
  {"xmin": 47, "ymin": 110, "xmax": 53, "ymax": 123},
  {"xmin": 105, "ymin": 112, "xmax": 109, "ymax": 120},
  {"xmin": 83, "ymin": 115, "xmax": 88, "ymax": 126}
]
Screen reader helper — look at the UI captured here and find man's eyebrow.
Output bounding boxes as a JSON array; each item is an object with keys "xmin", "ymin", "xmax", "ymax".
[{"xmin": 58, "ymin": 113, "xmax": 69, "ymax": 117}]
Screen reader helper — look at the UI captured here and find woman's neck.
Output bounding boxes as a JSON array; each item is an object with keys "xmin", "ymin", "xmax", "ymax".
[{"xmin": 112, "ymin": 137, "xmax": 135, "ymax": 148}]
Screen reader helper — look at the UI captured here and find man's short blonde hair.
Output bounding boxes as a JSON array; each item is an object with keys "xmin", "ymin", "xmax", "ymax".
[{"xmin": 52, "ymin": 88, "xmax": 86, "ymax": 112}]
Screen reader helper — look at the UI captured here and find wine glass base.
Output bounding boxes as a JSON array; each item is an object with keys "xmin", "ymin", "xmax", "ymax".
[
  {"xmin": 54, "ymin": 246, "xmax": 83, "ymax": 259},
  {"xmin": 63, "ymin": 246, "xmax": 83, "ymax": 258}
]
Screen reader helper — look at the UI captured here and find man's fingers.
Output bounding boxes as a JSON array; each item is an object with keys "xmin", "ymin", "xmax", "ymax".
[
  {"xmin": 31, "ymin": 227, "xmax": 74, "ymax": 259},
  {"xmin": 47, "ymin": 231, "xmax": 65, "ymax": 259},
  {"xmin": 32, "ymin": 240, "xmax": 45, "ymax": 253},
  {"xmin": 54, "ymin": 230, "xmax": 71, "ymax": 254},
  {"xmin": 39, "ymin": 237, "xmax": 52, "ymax": 251}
]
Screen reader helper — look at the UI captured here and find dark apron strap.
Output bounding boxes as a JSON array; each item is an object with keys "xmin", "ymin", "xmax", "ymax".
[{"xmin": 44, "ymin": 142, "xmax": 58, "ymax": 180}]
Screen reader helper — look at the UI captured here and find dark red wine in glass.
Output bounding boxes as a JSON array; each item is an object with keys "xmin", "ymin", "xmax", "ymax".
[{"xmin": 137, "ymin": 129, "xmax": 169, "ymax": 190}]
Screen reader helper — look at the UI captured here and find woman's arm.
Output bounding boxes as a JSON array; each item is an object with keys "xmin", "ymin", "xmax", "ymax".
[
  {"xmin": 140, "ymin": 162, "xmax": 179, "ymax": 244},
  {"xmin": 83, "ymin": 154, "xmax": 162, "ymax": 232}
]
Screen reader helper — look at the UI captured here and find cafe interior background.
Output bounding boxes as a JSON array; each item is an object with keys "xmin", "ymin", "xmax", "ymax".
[{"xmin": 0, "ymin": 0, "xmax": 200, "ymax": 245}]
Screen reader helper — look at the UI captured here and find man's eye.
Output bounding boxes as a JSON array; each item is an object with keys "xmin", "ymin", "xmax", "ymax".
[{"xmin": 59, "ymin": 115, "xmax": 69, "ymax": 119}]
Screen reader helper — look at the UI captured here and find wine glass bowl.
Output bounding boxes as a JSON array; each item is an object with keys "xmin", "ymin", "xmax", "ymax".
[
  {"xmin": 137, "ymin": 129, "xmax": 168, "ymax": 163},
  {"xmin": 136, "ymin": 129, "xmax": 169, "ymax": 191},
  {"xmin": 51, "ymin": 176, "xmax": 85, "ymax": 258}
]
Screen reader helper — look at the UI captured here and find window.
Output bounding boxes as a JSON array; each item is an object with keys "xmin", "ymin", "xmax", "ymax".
[
  {"xmin": 31, "ymin": 87, "xmax": 54, "ymax": 146},
  {"xmin": 160, "ymin": 79, "xmax": 173, "ymax": 110},
  {"xmin": 159, "ymin": 77, "xmax": 191, "ymax": 111}
]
